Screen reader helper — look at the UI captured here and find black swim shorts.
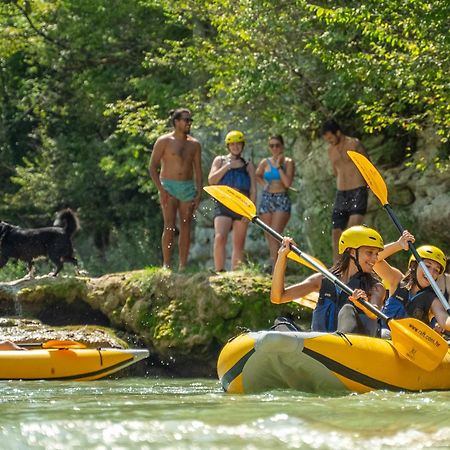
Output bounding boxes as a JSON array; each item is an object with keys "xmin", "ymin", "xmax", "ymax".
[
  {"xmin": 213, "ymin": 200, "xmax": 244, "ymax": 221},
  {"xmin": 332, "ymin": 186, "xmax": 368, "ymax": 230}
]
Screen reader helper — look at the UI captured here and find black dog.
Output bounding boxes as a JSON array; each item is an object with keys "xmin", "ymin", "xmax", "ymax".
[{"xmin": 0, "ymin": 209, "xmax": 80, "ymax": 276}]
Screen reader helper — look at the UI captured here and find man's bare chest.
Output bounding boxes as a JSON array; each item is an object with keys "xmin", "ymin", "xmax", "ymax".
[
  {"xmin": 166, "ymin": 143, "xmax": 195, "ymax": 159},
  {"xmin": 330, "ymin": 148, "xmax": 352, "ymax": 167}
]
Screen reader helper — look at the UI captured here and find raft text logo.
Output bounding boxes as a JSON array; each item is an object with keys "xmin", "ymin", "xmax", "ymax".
[{"xmin": 408, "ymin": 323, "xmax": 441, "ymax": 348}]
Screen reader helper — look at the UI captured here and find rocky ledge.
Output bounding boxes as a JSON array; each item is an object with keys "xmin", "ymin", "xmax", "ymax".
[{"xmin": 0, "ymin": 268, "xmax": 311, "ymax": 377}]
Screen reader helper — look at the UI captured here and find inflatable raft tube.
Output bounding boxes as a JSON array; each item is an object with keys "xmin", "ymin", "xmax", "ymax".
[
  {"xmin": 217, "ymin": 331, "xmax": 450, "ymax": 394},
  {"xmin": 0, "ymin": 347, "xmax": 149, "ymax": 381}
]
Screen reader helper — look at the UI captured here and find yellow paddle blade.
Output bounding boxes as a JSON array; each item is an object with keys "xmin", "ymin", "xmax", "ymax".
[
  {"xmin": 42, "ymin": 340, "xmax": 87, "ymax": 349},
  {"xmin": 389, "ymin": 318, "xmax": 448, "ymax": 371},
  {"xmin": 204, "ymin": 185, "xmax": 256, "ymax": 220},
  {"xmin": 293, "ymin": 292, "xmax": 318, "ymax": 309},
  {"xmin": 287, "ymin": 251, "xmax": 327, "ymax": 272},
  {"xmin": 347, "ymin": 151, "xmax": 389, "ymax": 206}
]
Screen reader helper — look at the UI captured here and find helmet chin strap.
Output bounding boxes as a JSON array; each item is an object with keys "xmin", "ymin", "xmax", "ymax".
[
  {"xmin": 412, "ymin": 267, "xmax": 425, "ymax": 290},
  {"xmin": 350, "ymin": 249, "xmax": 364, "ymax": 273}
]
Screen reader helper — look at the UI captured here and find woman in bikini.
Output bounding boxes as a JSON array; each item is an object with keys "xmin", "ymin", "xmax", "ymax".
[
  {"xmin": 208, "ymin": 130, "xmax": 256, "ymax": 271},
  {"xmin": 255, "ymin": 135, "xmax": 295, "ymax": 269}
]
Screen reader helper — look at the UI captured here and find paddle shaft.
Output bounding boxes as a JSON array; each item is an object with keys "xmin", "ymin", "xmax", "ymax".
[
  {"xmin": 384, "ymin": 204, "xmax": 450, "ymax": 313},
  {"xmin": 252, "ymin": 216, "xmax": 390, "ymax": 322},
  {"xmin": 16, "ymin": 340, "xmax": 86, "ymax": 349},
  {"xmin": 18, "ymin": 343, "xmax": 46, "ymax": 348}
]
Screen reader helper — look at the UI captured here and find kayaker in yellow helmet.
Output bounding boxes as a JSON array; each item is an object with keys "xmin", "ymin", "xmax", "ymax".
[
  {"xmin": 271, "ymin": 225, "xmax": 386, "ymax": 336},
  {"xmin": 208, "ymin": 130, "xmax": 256, "ymax": 271},
  {"xmin": 375, "ymin": 236, "xmax": 450, "ymax": 338}
]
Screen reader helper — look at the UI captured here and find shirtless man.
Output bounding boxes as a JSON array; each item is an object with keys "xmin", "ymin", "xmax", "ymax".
[
  {"xmin": 321, "ymin": 120, "xmax": 369, "ymax": 263},
  {"xmin": 149, "ymin": 108, "xmax": 203, "ymax": 270}
]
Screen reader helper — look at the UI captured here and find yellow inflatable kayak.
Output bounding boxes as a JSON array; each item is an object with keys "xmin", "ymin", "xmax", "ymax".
[
  {"xmin": 217, "ymin": 331, "xmax": 450, "ymax": 394},
  {"xmin": 0, "ymin": 347, "xmax": 149, "ymax": 381}
]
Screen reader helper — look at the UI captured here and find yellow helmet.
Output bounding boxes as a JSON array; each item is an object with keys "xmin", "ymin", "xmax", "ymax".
[
  {"xmin": 338, "ymin": 225, "xmax": 384, "ymax": 254},
  {"xmin": 225, "ymin": 130, "xmax": 245, "ymax": 145},
  {"xmin": 408, "ymin": 245, "xmax": 446, "ymax": 273}
]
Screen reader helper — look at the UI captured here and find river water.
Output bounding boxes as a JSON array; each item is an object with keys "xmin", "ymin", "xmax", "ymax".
[{"xmin": 1, "ymin": 378, "xmax": 450, "ymax": 449}]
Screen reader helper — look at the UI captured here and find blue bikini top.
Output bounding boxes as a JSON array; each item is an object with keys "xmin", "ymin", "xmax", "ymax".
[{"xmin": 263, "ymin": 159, "xmax": 282, "ymax": 183}]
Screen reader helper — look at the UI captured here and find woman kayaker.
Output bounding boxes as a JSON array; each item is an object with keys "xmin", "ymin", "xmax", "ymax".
[
  {"xmin": 271, "ymin": 225, "xmax": 386, "ymax": 336},
  {"xmin": 208, "ymin": 130, "xmax": 256, "ymax": 271},
  {"xmin": 375, "ymin": 239, "xmax": 450, "ymax": 338},
  {"xmin": 255, "ymin": 135, "xmax": 295, "ymax": 270}
]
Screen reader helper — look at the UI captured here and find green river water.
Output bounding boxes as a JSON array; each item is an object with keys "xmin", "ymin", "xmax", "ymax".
[{"xmin": 1, "ymin": 378, "xmax": 450, "ymax": 449}]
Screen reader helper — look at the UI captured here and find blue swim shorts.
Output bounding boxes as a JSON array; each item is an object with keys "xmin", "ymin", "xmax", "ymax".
[{"xmin": 161, "ymin": 179, "xmax": 197, "ymax": 202}]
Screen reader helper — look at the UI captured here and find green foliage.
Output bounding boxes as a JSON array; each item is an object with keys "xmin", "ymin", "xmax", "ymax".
[
  {"xmin": 151, "ymin": 0, "xmax": 450, "ymax": 145},
  {"xmin": 0, "ymin": 0, "xmax": 449, "ymax": 277},
  {"xmin": 306, "ymin": 1, "xmax": 450, "ymax": 140},
  {"xmin": 0, "ymin": 0, "xmax": 190, "ymax": 274},
  {"xmin": 0, "ymin": 261, "xmax": 29, "ymax": 282}
]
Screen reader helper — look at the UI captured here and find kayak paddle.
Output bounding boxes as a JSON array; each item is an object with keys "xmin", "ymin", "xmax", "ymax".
[
  {"xmin": 293, "ymin": 292, "xmax": 319, "ymax": 310},
  {"xmin": 347, "ymin": 150, "xmax": 450, "ymax": 313},
  {"xmin": 204, "ymin": 185, "xmax": 448, "ymax": 371},
  {"xmin": 18, "ymin": 340, "xmax": 88, "ymax": 349}
]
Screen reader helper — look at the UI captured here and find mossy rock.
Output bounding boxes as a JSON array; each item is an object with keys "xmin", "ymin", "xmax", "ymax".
[{"xmin": 0, "ymin": 268, "xmax": 313, "ymax": 376}]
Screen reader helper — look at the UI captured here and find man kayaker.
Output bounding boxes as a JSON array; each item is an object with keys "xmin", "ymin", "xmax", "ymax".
[
  {"xmin": 322, "ymin": 120, "xmax": 370, "ymax": 263},
  {"xmin": 271, "ymin": 225, "xmax": 386, "ymax": 336}
]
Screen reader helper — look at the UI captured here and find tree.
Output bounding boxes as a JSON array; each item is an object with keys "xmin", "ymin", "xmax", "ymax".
[{"xmin": 0, "ymin": 0, "xmax": 193, "ymax": 272}]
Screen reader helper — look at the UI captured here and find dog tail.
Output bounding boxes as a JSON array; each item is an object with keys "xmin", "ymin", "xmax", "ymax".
[{"xmin": 54, "ymin": 209, "xmax": 80, "ymax": 237}]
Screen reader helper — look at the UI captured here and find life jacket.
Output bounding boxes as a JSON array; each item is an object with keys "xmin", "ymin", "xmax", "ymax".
[
  {"xmin": 311, "ymin": 272, "xmax": 373, "ymax": 332},
  {"xmin": 381, "ymin": 284, "xmax": 435, "ymax": 327},
  {"xmin": 220, "ymin": 158, "xmax": 251, "ymax": 195}
]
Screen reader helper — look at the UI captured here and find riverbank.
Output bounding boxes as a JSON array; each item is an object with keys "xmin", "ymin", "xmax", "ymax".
[{"xmin": 0, "ymin": 268, "xmax": 311, "ymax": 377}]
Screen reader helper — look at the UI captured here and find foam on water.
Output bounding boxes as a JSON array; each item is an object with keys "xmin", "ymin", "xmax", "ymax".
[{"xmin": 1, "ymin": 379, "xmax": 450, "ymax": 449}]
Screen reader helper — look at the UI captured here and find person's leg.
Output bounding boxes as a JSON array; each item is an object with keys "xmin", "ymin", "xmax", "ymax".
[
  {"xmin": 213, "ymin": 216, "xmax": 232, "ymax": 271},
  {"xmin": 0, "ymin": 340, "xmax": 22, "ymax": 350},
  {"xmin": 337, "ymin": 304, "xmax": 377, "ymax": 335},
  {"xmin": 332, "ymin": 227, "xmax": 343, "ymax": 264},
  {"xmin": 337, "ymin": 304, "xmax": 362, "ymax": 334},
  {"xmin": 331, "ymin": 191, "xmax": 347, "ymax": 263},
  {"xmin": 161, "ymin": 196, "xmax": 179, "ymax": 268},
  {"xmin": 177, "ymin": 201, "xmax": 196, "ymax": 270},
  {"xmin": 347, "ymin": 213, "xmax": 364, "ymax": 227},
  {"xmin": 270, "ymin": 211, "xmax": 290, "ymax": 265},
  {"xmin": 231, "ymin": 219, "xmax": 249, "ymax": 270},
  {"xmin": 347, "ymin": 187, "xmax": 368, "ymax": 229}
]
